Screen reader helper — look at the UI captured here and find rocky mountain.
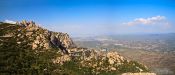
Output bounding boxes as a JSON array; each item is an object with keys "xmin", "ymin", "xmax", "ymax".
[
  {"xmin": 17, "ymin": 20, "xmax": 75, "ymax": 50},
  {"xmin": 0, "ymin": 20, "xmax": 155, "ymax": 75}
]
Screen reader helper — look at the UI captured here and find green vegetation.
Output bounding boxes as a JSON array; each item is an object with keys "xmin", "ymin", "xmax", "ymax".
[
  {"xmin": 0, "ymin": 23, "xmax": 58, "ymax": 74},
  {"xmin": 57, "ymin": 61, "xmax": 94, "ymax": 75},
  {"xmin": 117, "ymin": 60, "xmax": 149, "ymax": 73},
  {"xmin": 0, "ymin": 23, "xmax": 20, "ymax": 36}
]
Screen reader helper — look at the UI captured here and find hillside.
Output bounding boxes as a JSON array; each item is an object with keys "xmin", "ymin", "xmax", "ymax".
[{"xmin": 0, "ymin": 21, "xmax": 152, "ymax": 75}]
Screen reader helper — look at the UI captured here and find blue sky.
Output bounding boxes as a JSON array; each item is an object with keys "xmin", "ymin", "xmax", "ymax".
[{"xmin": 1, "ymin": 0, "xmax": 175, "ymax": 37}]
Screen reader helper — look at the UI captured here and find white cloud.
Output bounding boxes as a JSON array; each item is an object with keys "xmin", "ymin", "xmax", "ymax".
[
  {"xmin": 4, "ymin": 19, "xmax": 16, "ymax": 24},
  {"xmin": 123, "ymin": 16, "xmax": 170, "ymax": 26}
]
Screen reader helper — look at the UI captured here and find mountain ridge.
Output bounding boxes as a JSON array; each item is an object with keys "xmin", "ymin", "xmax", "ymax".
[{"xmin": 0, "ymin": 20, "xmax": 154, "ymax": 75}]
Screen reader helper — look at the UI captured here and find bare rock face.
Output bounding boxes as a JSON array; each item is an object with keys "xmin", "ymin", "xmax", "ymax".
[
  {"xmin": 53, "ymin": 54, "xmax": 71, "ymax": 65},
  {"xmin": 107, "ymin": 52, "xmax": 125, "ymax": 64},
  {"xmin": 16, "ymin": 20, "xmax": 75, "ymax": 53},
  {"xmin": 50, "ymin": 32, "xmax": 75, "ymax": 49}
]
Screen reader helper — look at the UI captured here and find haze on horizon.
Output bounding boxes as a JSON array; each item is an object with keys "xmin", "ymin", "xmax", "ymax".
[{"xmin": 1, "ymin": 0, "xmax": 175, "ymax": 37}]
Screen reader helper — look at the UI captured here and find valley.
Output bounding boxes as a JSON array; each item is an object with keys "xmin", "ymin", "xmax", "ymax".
[{"xmin": 74, "ymin": 34, "xmax": 175, "ymax": 75}]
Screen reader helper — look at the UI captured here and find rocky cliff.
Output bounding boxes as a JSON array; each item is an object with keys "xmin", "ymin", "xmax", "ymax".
[
  {"xmin": 16, "ymin": 20, "xmax": 75, "ymax": 54},
  {"xmin": 0, "ymin": 21, "xmax": 153, "ymax": 75}
]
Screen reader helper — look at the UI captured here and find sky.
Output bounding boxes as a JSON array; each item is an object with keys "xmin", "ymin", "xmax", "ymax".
[{"xmin": 1, "ymin": 0, "xmax": 175, "ymax": 37}]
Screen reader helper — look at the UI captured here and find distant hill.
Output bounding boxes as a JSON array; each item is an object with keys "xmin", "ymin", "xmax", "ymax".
[{"xmin": 0, "ymin": 20, "xmax": 152, "ymax": 75}]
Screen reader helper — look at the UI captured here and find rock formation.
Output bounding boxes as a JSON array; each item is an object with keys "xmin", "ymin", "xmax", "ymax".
[{"xmin": 16, "ymin": 20, "xmax": 75, "ymax": 54}]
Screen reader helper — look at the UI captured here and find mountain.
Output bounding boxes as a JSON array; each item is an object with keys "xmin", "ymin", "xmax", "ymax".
[{"xmin": 0, "ymin": 20, "xmax": 154, "ymax": 75}]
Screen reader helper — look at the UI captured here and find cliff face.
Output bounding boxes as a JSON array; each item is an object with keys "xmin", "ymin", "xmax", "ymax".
[{"xmin": 16, "ymin": 20, "xmax": 75, "ymax": 53}]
